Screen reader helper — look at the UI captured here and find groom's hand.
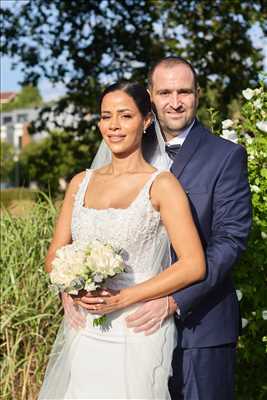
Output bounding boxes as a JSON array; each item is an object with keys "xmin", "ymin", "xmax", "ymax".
[{"xmin": 126, "ymin": 297, "xmax": 177, "ymax": 336}]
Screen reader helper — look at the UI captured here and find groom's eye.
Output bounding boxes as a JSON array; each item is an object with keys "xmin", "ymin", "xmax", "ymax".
[
  {"xmin": 158, "ymin": 90, "xmax": 170, "ymax": 96},
  {"xmin": 121, "ymin": 114, "xmax": 132, "ymax": 119},
  {"xmin": 101, "ymin": 115, "xmax": 111, "ymax": 120}
]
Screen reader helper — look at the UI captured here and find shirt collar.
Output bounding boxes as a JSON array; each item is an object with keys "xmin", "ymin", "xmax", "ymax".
[{"xmin": 166, "ymin": 119, "xmax": 195, "ymax": 146}]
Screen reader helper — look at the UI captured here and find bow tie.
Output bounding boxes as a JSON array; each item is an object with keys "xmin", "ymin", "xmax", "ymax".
[{"xmin": 165, "ymin": 144, "xmax": 181, "ymax": 160}]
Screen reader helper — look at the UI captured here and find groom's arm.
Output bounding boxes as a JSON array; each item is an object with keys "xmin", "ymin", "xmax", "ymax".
[{"xmin": 173, "ymin": 145, "xmax": 252, "ymax": 320}]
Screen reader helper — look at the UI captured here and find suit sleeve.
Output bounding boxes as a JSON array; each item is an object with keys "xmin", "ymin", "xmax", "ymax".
[{"xmin": 173, "ymin": 145, "xmax": 252, "ymax": 320}]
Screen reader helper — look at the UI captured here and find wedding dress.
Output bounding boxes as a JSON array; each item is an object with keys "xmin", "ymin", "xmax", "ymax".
[{"xmin": 38, "ymin": 169, "xmax": 176, "ymax": 399}]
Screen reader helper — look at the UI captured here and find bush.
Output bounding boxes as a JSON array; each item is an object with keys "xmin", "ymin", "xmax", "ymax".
[
  {"xmin": 217, "ymin": 82, "xmax": 267, "ymax": 399},
  {"xmin": 0, "ymin": 188, "xmax": 38, "ymax": 209}
]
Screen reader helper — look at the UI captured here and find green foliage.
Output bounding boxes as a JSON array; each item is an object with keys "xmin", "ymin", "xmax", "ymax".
[
  {"xmin": 212, "ymin": 82, "xmax": 267, "ymax": 399},
  {"xmin": 0, "ymin": 141, "xmax": 15, "ymax": 182},
  {"xmin": 1, "ymin": 85, "xmax": 43, "ymax": 112},
  {"xmin": 19, "ymin": 128, "xmax": 100, "ymax": 194},
  {"xmin": 0, "ymin": 200, "xmax": 60, "ymax": 400},
  {"xmin": 0, "ymin": 188, "xmax": 38, "ymax": 209},
  {"xmin": 1, "ymin": 0, "xmax": 265, "ymax": 131}
]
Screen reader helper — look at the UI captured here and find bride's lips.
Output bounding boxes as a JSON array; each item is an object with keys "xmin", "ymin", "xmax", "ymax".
[{"xmin": 107, "ymin": 135, "xmax": 126, "ymax": 143}]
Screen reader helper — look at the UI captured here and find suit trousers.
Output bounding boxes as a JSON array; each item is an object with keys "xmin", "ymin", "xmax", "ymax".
[{"xmin": 168, "ymin": 343, "xmax": 236, "ymax": 400}]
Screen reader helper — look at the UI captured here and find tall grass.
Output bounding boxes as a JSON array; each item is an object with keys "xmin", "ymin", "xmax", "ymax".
[{"xmin": 0, "ymin": 199, "xmax": 62, "ymax": 400}]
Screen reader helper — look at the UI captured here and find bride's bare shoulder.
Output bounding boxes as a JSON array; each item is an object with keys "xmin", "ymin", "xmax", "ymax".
[{"xmin": 152, "ymin": 171, "xmax": 184, "ymax": 198}]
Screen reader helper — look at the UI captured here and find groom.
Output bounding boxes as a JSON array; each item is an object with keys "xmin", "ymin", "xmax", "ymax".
[{"xmin": 127, "ymin": 56, "xmax": 252, "ymax": 399}]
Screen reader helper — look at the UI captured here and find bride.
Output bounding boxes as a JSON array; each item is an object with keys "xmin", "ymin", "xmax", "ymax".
[{"xmin": 38, "ymin": 81, "xmax": 205, "ymax": 399}]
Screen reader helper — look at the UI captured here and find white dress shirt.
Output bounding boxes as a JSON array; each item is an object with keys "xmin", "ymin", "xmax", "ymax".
[{"xmin": 165, "ymin": 119, "xmax": 195, "ymax": 167}]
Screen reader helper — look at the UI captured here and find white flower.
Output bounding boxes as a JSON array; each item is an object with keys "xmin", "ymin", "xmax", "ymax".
[
  {"xmin": 221, "ymin": 129, "xmax": 238, "ymax": 143},
  {"xmin": 244, "ymin": 134, "xmax": 253, "ymax": 145},
  {"xmin": 222, "ymin": 119, "xmax": 234, "ymax": 129},
  {"xmin": 253, "ymin": 99, "xmax": 263, "ymax": 109},
  {"xmin": 241, "ymin": 318, "xmax": 249, "ymax": 328},
  {"xmin": 254, "ymin": 88, "xmax": 263, "ymax": 95},
  {"xmin": 242, "ymin": 88, "xmax": 255, "ymax": 100},
  {"xmin": 261, "ymin": 232, "xmax": 267, "ymax": 240},
  {"xmin": 256, "ymin": 121, "xmax": 267, "ymax": 133},
  {"xmin": 236, "ymin": 289, "xmax": 243, "ymax": 301},
  {"xmin": 262, "ymin": 310, "xmax": 267, "ymax": 320},
  {"xmin": 250, "ymin": 184, "xmax": 260, "ymax": 193}
]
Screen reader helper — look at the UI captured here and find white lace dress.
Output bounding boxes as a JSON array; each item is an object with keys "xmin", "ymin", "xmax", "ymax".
[{"xmin": 38, "ymin": 169, "xmax": 177, "ymax": 400}]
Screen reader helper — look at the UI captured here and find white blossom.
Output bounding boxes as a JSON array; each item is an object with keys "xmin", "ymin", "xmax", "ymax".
[
  {"xmin": 250, "ymin": 184, "xmax": 260, "ymax": 193},
  {"xmin": 244, "ymin": 134, "xmax": 253, "ymax": 145},
  {"xmin": 256, "ymin": 121, "xmax": 267, "ymax": 133},
  {"xmin": 221, "ymin": 129, "xmax": 238, "ymax": 143},
  {"xmin": 241, "ymin": 318, "xmax": 249, "ymax": 328},
  {"xmin": 262, "ymin": 310, "xmax": 267, "ymax": 320},
  {"xmin": 242, "ymin": 88, "xmax": 255, "ymax": 100},
  {"xmin": 261, "ymin": 232, "xmax": 267, "ymax": 240},
  {"xmin": 236, "ymin": 289, "xmax": 243, "ymax": 301},
  {"xmin": 253, "ymin": 99, "xmax": 263, "ymax": 109},
  {"xmin": 222, "ymin": 119, "xmax": 234, "ymax": 129}
]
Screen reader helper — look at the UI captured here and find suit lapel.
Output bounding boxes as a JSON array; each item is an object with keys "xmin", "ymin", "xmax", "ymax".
[{"xmin": 170, "ymin": 119, "xmax": 206, "ymax": 178}]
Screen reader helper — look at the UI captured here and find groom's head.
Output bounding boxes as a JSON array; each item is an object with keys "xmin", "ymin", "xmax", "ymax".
[{"xmin": 148, "ymin": 56, "xmax": 200, "ymax": 141}]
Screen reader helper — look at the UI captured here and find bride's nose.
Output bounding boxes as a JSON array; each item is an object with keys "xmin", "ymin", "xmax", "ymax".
[{"xmin": 109, "ymin": 115, "xmax": 120, "ymax": 130}]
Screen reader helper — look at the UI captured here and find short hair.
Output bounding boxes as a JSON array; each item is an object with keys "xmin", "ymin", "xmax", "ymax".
[
  {"xmin": 99, "ymin": 81, "xmax": 151, "ymax": 117},
  {"xmin": 148, "ymin": 56, "xmax": 198, "ymax": 90}
]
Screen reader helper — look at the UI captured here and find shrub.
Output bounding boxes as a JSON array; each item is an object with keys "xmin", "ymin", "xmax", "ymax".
[{"xmin": 218, "ymin": 82, "xmax": 267, "ymax": 399}]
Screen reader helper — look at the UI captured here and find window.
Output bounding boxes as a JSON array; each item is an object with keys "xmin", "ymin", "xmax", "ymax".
[
  {"xmin": 3, "ymin": 116, "xmax": 13, "ymax": 124},
  {"xmin": 17, "ymin": 114, "xmax": 28, "ymax": 123}
]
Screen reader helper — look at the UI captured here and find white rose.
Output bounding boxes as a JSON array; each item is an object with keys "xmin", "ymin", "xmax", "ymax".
[
  {"xmin": 242, "ymin": 88, "xmax": 255, "ymax": 100},
  {"xmin": 221, "ymin": 129, "xmax": 238, "ymax": 143},
  {"xmin": 222, "ymin": 119, "xmax": 234, "ymax": 129},
  {"xmin": 256, "ymin": 121, "xmax": 267, "ymax": 133}
]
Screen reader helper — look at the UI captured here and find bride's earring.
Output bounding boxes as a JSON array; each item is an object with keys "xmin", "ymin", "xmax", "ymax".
[{"xmin": 143, "ymin": 129, "xmax": 147, "ymax": 134}]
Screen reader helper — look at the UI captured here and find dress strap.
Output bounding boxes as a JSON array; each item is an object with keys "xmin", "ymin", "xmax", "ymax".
[
  {"xmin": 74, "ymin": 169, "xmax": 93, "ymax": 207},
  {"xmin": 142, "ymin": 169, "xmax": 168, "ymax": 199}
]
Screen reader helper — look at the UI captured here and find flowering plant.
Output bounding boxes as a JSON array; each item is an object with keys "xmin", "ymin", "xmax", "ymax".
[
  {"xmin": 210, "ymin": 79, "xmax": 267, "ymax": 398},
  {"xmin": 49, "ymin": 240, "xmax": 125, "ymax": 326}
]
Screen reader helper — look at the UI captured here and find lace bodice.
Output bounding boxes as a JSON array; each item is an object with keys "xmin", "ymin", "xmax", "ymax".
[{"xmin": 71, "ymin": 169, "xmax": 170, "ymax": 289}]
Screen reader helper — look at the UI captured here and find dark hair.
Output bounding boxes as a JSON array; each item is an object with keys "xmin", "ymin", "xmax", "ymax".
[
  {"xmin": 99, "ymin": 81, "xmax": 151, "ymax": 117},
  {"xmin": 148, "ymin": 56, "xmax": 198, "ymax": 91}
]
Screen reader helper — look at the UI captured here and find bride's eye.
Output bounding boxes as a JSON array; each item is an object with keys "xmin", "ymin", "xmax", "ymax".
[
  {"xmin": 122, "ymin": 114, "xmax": 132, "ymax": 119},
  {"xmin": 101, "ymin": 115, "xmax": 111, "ymax": 120}
]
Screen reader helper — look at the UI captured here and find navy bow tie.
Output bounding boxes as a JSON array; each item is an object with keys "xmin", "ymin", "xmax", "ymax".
[{"xmin": 165, "ymin": 144, "xmax": 181, "ymax": 160}]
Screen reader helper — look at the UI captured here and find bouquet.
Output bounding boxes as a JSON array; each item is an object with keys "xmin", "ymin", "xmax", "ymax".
[{"xmin": 49, "ymin": 240, "xmax": 125, "ymax": 326}]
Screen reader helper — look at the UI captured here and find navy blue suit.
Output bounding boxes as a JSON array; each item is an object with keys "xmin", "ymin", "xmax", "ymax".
[{"xmin": 144, "ymin": 119, "xmax": 252, "ymax": 399}]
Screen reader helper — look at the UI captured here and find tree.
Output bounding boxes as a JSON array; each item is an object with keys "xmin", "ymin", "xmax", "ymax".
[
  {"xmin": 1, "ymin": 85, "xmax": 43, "ymax": 112},
  {"xmin": 1, "ymin": 0, "xmax": 266, "ymax": 131},
  {"xmin": 19, "ymin": 129, "xmax": 99, "ymax": 194},
  {"xmin": 0, "ymin": 141, "xmax": 15, "ymax": 183}
]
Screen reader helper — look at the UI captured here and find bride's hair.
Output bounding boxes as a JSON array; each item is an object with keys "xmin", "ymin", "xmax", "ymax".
[{"xmin": 99, "ymin": 81, "xmax": 151, "ymax": 117}]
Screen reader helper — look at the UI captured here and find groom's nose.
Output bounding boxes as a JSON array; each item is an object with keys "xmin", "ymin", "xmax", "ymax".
[{"xmin": 169, "ymin": 92, "xmax": 181, "ymax": 109}]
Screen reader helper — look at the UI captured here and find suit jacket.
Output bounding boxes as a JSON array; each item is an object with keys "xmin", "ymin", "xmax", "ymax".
[{"xmin": 144, "ymin": 119, "xmax": 252, "ymax": 348}]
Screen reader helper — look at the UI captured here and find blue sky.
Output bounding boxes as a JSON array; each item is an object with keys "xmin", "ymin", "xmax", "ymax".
[{"xmin": 1, "ymin": 2, "xmax": 266, "ymax": 102}]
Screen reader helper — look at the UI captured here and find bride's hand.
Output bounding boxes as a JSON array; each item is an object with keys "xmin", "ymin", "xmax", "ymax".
[{"xmin": 74, "ymin": 288, "xmax": 132, "ymax": 314}]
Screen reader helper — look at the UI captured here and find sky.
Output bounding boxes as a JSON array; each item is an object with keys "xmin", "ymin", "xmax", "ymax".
[{"xmin": 1, "ymin": 1, "xmax": 266, "ymax": 102}]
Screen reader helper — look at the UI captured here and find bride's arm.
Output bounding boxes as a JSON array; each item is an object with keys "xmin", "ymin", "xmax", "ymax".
[
  {"xmin": 45, "ymin": 172, "xmax": 84, "ymax": 272},
  {"xmin": 80, "ymin": 171, "xmax": 205, "ymax": 314}
]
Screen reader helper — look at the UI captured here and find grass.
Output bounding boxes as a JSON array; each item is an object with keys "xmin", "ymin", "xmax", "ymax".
[{"xmin": 0, "ymin": 199, "xmax": 62, "ymax": 400}]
